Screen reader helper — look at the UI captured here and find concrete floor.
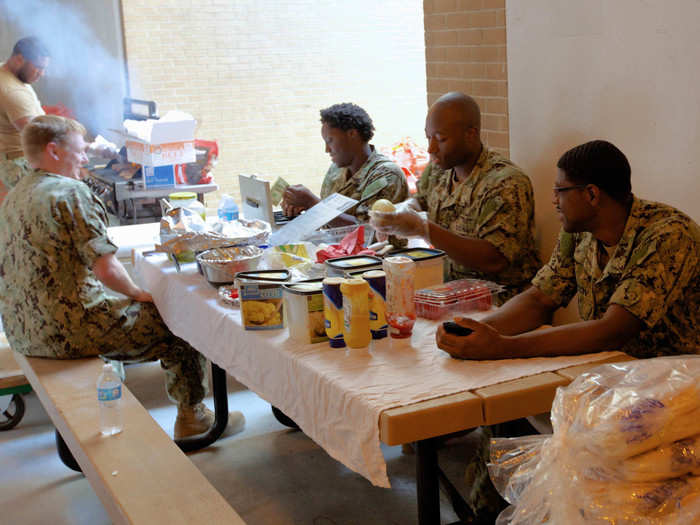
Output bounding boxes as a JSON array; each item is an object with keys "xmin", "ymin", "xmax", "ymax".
[{"xmin": 0, "ymin": 361, "xmax": 481, "ymax": 524}]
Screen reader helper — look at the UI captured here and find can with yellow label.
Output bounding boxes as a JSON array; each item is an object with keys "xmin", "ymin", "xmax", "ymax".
[
  {"xmin": 322, "ymin": 277, "xmax": 346, "ymax": 348},
  {"xmin": 362, "ymin": 270, "xmax": 387, "ymax": 340}
]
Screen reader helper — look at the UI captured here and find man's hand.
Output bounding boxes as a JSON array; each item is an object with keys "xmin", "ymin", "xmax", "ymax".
[
  {"xmin": 133, "ymin": 289, "xmax": 154, "ymax": 303},
  {"xmin": 370, "ymin": 207, "xmax": 429, "ymax": 240},
  {"xmin": 93, "ymin": 253, "xmax": 154, "ymax": 302},
  {"xmin": 281, "ymin": 184, "xmax": 320, "ymax": 217},
  {"xmin": 436, "ymin": 317, "xmax": 509, "ymax": 360}
]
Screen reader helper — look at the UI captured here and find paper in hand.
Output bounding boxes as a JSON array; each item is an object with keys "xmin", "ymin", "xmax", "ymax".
[{"xmin": 270, "ymin": 176, "xmax": 290, "ymax": 206}]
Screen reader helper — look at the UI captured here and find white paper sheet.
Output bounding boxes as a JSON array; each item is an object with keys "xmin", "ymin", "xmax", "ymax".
[
  {"xmin": 135, "ymin": 252, "xmax": 622, "ymax": 488},
  {"xmin": 269, "ymin": 193, "xmax": 357, "ymax": 246}
]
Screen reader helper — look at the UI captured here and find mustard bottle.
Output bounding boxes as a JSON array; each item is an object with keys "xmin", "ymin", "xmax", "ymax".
[{"xmin": 339, "ymin": 278, "xmax": 371, "ymax": 348}]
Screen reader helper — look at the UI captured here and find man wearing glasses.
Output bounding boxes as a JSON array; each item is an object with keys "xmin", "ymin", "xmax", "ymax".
[
  {"xmin": 0, "ymin": 36, "xmax": 49, "ymax": 205},
  {"xmin": 434, "ymin": 139, "xmax": 699, "ymax": 523},
  {"xmin": 371, "ymin": 92, "xmax": 541, "ymax": 303},
  {"xmin": 437, "ymin": 139, "xmax": 699, "ymax": 360}
]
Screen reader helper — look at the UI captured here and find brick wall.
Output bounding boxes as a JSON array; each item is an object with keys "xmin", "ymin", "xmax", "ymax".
[
  {"xmin": 423, "ymin": 0, "xmax": 509, "ymax": 156},
  {"xmin": 120, "ymin": 0, "xmax": 427, "ymax": 210}
]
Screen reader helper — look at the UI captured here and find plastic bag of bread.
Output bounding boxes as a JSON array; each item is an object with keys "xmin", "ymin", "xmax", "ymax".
[{"xmin": 488, "ymin": 356, "xmax": 700, "ymax": 525}]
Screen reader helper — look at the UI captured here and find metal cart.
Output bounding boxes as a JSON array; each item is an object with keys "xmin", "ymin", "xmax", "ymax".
[{"xmin": 0, "ymin": 336, "xmax": 30, "ymax": 430}]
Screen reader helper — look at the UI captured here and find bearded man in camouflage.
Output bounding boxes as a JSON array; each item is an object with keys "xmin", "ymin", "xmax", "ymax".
[
  {"xmin": 0, "ymin": 115, "xmax": 243, "ymax": 439},
  {"xmin": 371, "ymin": 92, "xmax": 541, "ymax": 302}
]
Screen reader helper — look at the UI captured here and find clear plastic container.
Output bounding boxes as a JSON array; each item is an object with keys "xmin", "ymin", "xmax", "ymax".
[
  {"xmin": 169, "ymin": 191, "xmax": 205, "ymax": 220},
  {"xmin": 302, "ymin": 224, "xmax": 375, "ymax": 246},
  {"xmin": 383, "ymin": 256, "xmax": 416, "ymax": 338},
  {"xmin": 413, "ymin": 279, "xmax": 503, "ymax": 320},
  {"xmin": 168, "ymin": 191, "xmax": 206, "ymax": 262}
]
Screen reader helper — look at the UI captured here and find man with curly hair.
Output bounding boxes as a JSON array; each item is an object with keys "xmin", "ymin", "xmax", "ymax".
[{"xmin": 281, "ymin": 102, "xmax": 408, "ymax": 227}]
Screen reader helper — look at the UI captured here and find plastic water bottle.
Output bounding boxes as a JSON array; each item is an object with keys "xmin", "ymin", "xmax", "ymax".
[
  {"xmin": 97, "ymin": 363, "xmax": 123, "ymax": 436},
  {"xmin": 217, "ymin": 194, "xmax": 239, "ymax": 221}
]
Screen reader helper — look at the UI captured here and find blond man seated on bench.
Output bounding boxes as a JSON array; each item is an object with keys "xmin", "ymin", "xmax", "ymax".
[{"xmin": 0, "ymin": 115, "xmax": 243, "ymax": 438}]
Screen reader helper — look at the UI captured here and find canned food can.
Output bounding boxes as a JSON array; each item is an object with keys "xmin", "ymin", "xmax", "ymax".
[
  {"xmin": 362, "ymin": 270, "xmax": 387, "ymax": 340},
  {"xmin": 322, "ymin": 277, "xmax": 346, "ymax": 348}
]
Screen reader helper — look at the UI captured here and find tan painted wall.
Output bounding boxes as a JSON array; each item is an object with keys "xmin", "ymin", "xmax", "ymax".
[
  {"xmin": 423, "ymin": 0, "xmax": 509, "ymax": 156},
  {"xmin": 507, "ymin": 0, "xmax": 700, "ymax": 321},
  {"xmin": 120, "ymin": 0, "xmax": 427, "ymax": 209}
]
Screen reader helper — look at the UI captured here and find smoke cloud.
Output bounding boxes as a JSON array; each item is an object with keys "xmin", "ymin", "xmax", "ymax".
[{"xmin": 1, "ymin": 0, "xmax": 128, "ymax": 138}]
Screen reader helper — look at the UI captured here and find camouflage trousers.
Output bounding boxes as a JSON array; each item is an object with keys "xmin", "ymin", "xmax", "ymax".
[
  {"xmin": 463, "ymin": 419, "xmax": 536, "ymax": 515},
  {"xmin": 463, "ymin": 425, "xmax": 507, "ymax": 515},
  {"xmin": 95, "ymin": 301, "xmax": 208, "ymax": 406}
]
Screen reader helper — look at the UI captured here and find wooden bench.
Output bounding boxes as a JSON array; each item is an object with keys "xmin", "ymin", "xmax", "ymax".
[{"xmin": 13, "ymin": 351, "xmax": 246, "ymax": 525}]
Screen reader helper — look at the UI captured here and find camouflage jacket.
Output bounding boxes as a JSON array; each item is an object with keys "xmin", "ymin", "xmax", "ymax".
[
  {"xmin": 415, "ymin": 148, "xmax": 541, "ymax": 300},
  {"xmin": 0, "ymin": 169, "xmax": 124, "ymax": 357},
  {"xmin": 0, "ymin": 157, "xmax": 30, "ymax": 189},
  {"xmin": 320, "ymin": 146, "xmax": 408, "ymax": 223},
  {"xmin": 532, "ymin": 197, "xmax": 700, "ymax": 358}
]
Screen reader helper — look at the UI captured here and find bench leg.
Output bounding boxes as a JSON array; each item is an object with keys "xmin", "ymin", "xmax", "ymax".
[
  {"xmin": 55, "ymin": 430, "xmax": 82, "ymax": 472},
  {"xmin": 175, "ymin": 361, "xmax": 229, "ymax": 452}
]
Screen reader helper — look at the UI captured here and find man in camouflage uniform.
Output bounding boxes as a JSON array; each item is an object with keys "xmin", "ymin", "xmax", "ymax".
[
  {"xmin": 371, "ymin": 92, "xmax": 540, "ymax": 302},
  {"xmin": 0, "ymin": 115, "xmax": 243, "ymax": 439},
  {"xmin": 436, "ymin": 140, "xmax": 699, "ymax": 522},
  {"xmin": 281, "ymin": 102, "xmax": 408, "ymax": 228}
]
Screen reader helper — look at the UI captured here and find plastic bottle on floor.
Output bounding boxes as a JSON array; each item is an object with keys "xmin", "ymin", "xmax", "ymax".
[{"xmin": 97, "ymin": 363, "xmax": 123, "ymax": 436}]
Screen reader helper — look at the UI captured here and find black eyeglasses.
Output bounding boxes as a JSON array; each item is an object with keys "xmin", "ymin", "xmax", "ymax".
[{"xmin": 552, "ymin": 184, "xmax": 587, "ymax": 197}]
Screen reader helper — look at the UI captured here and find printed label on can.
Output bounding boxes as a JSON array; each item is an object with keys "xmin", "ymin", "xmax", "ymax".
[
  {"xmin": 241, "ymin": 283, "xmax": 284, "ymax": 330},
  {"xmin": 323, "ymin": 282, "xmax": 345, "ymax": 347},
  {"xmin": 365, "ymin": 276, "xmax": 388, "ymax": 339},
  {"xmin": 307, "ymin": 294, "xmax": 328, "ymax": 343}
]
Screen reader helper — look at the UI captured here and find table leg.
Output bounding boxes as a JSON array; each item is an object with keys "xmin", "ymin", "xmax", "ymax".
[
  {"xmin": 271, "ymin": 406, "xmax": 300, "ymax": 429},
  {"xmin": 175, "ymin": 361, "xmax": 229, "ymax": 452},
  {"xmin": 55, "ymin": 430, "xmax": 81, "ymax": 472},
  {"xmin": 416, "ymin": 437, "xmax": 441, "ymax": 525}
]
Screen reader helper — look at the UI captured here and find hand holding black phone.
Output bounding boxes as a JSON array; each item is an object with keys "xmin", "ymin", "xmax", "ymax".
[{"xmin": 442, "ymin": 321, "xmax": 473, "ymax": 337}]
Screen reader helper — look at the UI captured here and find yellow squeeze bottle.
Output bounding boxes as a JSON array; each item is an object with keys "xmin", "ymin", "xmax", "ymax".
[{"xmin": 340, "ymin": 278, "xmax": 371, "ymax": 348}]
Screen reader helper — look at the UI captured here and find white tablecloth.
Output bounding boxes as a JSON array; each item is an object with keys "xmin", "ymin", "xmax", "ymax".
[{"xmin": 135, "ymin": 252, "xmax": 621, "ymax": 487}]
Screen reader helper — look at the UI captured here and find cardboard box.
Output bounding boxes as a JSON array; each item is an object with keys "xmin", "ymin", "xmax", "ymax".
[
  {"xmin": 142, "ymin": 165, "xmax": 175, "ymax": 188},
  {"xmin": 124, "ymin": 117, "xmax": 196, "ymax": 167}
]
